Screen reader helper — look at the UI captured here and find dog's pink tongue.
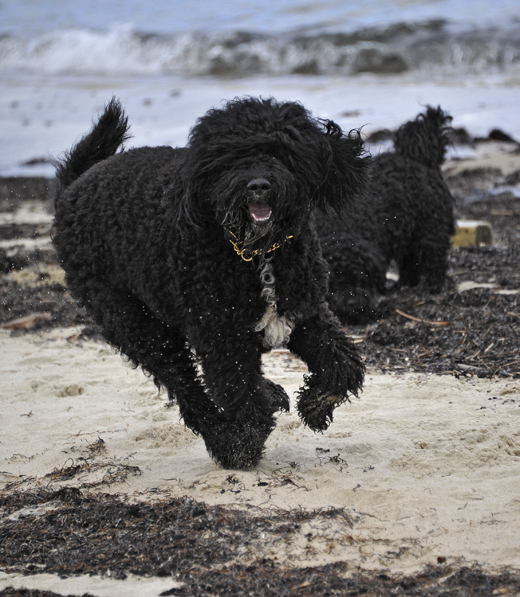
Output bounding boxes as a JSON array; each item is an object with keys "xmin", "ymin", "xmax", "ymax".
[{"xmin": 249, "ymin": 203, "xmax": 272, "ymax": 225}]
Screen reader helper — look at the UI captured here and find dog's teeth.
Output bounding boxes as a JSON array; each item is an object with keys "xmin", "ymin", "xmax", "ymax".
[{"xmin": 249, "ymin": 203, "xmax": 272, "ymax": 224}]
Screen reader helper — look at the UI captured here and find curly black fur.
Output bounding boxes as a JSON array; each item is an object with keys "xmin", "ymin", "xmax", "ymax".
[
  {"xmin": 53, "ymin": 96, "xmax": 370, "ymax": 469},
  {"xmin": 318, "ymin": 105, "xmax": 456, "ymax": 324}
]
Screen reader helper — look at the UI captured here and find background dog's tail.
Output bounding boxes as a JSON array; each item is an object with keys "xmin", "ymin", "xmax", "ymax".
[
  {"xmin": 393, "ymin": 105, "xmax": 453, "ymax": 167},
  {"xmin": 55, "ymin": 97, "xmax": 131, "ymax": 190}
]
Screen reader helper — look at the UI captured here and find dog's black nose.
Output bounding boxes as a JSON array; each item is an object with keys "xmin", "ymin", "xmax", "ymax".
[{"xmin": 247, "ymin": 178, "xmax": 271, "ymax": 196}]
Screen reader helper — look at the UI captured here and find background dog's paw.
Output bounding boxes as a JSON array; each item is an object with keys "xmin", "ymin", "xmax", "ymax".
[
  {"xmin": 297, "ymin": 387, "xmax": 348, "ymax": 432},
  {"xmin": 330, "ymin": 289, "xmax": 381, "ymax": 325},
  {"xmin": 265, "ymin": 378, "xmax": 290, "ymax": 412}
]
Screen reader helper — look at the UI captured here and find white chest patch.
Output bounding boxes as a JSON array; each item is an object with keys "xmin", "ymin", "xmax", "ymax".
[{"xmin": 254, "ymin": 261, "xmax": 294, "ymax": 349}]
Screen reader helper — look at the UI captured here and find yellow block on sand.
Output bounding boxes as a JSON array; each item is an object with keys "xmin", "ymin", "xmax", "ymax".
[{"xmin": 451, "ymin": 220, "xmax": 493, "ymax": 248}]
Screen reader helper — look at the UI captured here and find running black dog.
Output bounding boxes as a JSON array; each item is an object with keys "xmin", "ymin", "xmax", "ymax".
[{"xmin": 53, "ymin": 97, "xmax": 370, "ymax": 469}]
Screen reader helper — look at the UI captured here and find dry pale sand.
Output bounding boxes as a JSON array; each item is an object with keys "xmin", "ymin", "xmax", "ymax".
[{"xmin": 1, "ymin": 325, "xmax": 520, "ymax": 578}]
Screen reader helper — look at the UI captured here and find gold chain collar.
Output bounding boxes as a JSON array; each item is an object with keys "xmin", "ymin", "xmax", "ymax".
[{"xmin": 227, "ymin": 230, "xmax": 293, "ymax": 262}]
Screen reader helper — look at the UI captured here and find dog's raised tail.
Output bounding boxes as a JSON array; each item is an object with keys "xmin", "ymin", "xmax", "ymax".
[
  {"xmin": 393, "ymin": 105, "xmax": 453, "ymax": 167},
  {"xmin": 55, "ymin": 97, "xmax": 131, "ymax": 190}
]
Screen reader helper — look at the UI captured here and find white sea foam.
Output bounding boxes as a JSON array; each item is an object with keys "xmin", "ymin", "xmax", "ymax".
[
  {"xmin": 1, "ymin": 0, "xmax": 520, "ymax": 176},
  {"xmin": 1, "ymin": 21, "xmax": 519, "ymax": 78}
]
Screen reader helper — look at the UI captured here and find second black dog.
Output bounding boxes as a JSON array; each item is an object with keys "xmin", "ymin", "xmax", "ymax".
[{"xmin": 319, "ymin": 106, "xmax": 456, "ymax": 323}]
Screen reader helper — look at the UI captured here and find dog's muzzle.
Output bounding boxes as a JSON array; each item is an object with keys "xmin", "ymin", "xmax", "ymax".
[{"xmin": 247, "ymin": 178, "xmax": 272, "ymax": 226}]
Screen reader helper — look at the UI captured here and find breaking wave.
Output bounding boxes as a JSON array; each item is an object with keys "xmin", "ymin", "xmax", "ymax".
[{"xmin": 1, "ymin": 20, "xmax": 520, "ymax": 78}]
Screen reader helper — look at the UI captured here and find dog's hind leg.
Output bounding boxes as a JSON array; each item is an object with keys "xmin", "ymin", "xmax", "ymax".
[
  {"xmin": 398, "ymin": 235, "xmax": 450, "ymax": 292},
  {"xmin": 287, "ymin": 304, "xmax": 365, "ymax": 432},
  {"xmin": 77, "ymin": 281, "xmax": 226, "ymax": 438},
  {"xmin": 396, "ymin": 249, "xmax": 421, "ymax": 288}
]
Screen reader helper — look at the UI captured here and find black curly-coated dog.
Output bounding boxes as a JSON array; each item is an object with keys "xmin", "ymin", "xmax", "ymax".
[
  {"xmin": 318, "ymin": 105, "xmax": 456, "ymax": 324},
  {"xmin": 53, "ymin": 97, "xmax": 371, "ymax": 469}
]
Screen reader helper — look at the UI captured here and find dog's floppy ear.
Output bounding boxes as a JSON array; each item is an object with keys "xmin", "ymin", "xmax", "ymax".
[
  {"xmin": 167, "ymin": 149, "xmax": 210, "ymax": 230},
  {"xmin": 314, "ymin": 120, "xmax": 371, "ymax": 215}
]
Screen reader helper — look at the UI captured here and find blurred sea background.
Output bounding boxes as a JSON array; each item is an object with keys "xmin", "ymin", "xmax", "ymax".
[{"xmin": 1, "ymin": 0, "xmax": 519, "ymax": 176}]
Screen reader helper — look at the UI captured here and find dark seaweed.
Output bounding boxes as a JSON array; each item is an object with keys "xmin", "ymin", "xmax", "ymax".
[{"xmin": 1, "ymin": 489, "xmax": 520, "ymax": 596}]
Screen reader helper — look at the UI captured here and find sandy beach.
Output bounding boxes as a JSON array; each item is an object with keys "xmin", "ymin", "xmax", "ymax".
[
  {"xmin": 1, "ymin": 136, "xmax": 520, "ymax": 594},
  {"xmin": 1, "ymin": 0, "xmax": 520, "ymax": 574},
  {"xmin": 2, "ymin": 324, "xmax": 520, "ymax": 573}
]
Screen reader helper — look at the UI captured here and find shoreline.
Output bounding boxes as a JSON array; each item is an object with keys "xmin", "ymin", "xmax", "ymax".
[{"xmin": 2, "ymin": 69, "xmax": 520, "ymax": 179}]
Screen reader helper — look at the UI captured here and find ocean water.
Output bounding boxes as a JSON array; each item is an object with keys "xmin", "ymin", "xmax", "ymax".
[
  {"xmin": 1, "ymin": 0, "xmax": 519, "ymax": 176},
  {"xmin": 2, "ymin": 0, "xmax": 520, "ymax": 78}
]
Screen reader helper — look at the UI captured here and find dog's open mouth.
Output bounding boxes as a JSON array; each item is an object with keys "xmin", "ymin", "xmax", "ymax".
[{"xmin": 249, "ymin": 202, "xmax": 272, "ymax": 226}]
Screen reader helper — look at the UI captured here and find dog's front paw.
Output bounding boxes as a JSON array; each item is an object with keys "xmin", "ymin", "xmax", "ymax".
[
  {"xmin": 265, "ymin": 379, "xmax": 290, "ymax": 413},
  {"xmin": 296, "ymin": 386, "xmax": 349, "ymax": 432},
  {"xmin": 203, "ymin": 417, "xmax": 276, "ymax": 470}
]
